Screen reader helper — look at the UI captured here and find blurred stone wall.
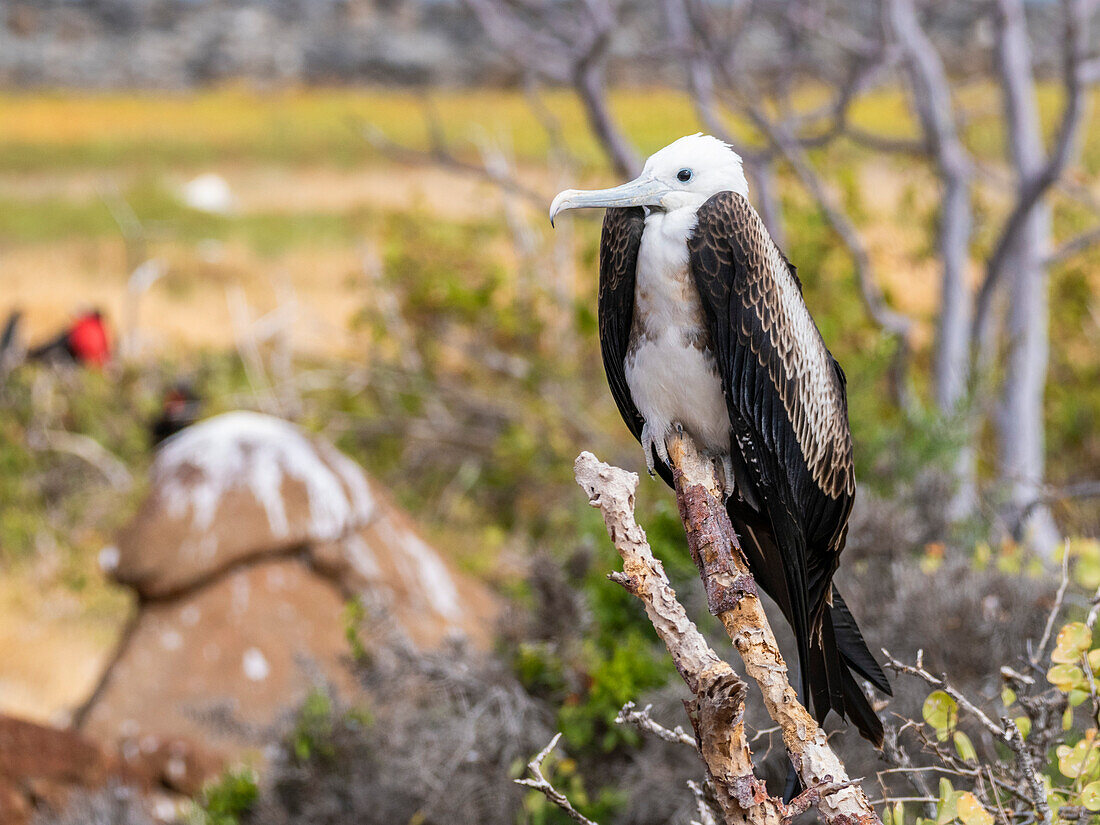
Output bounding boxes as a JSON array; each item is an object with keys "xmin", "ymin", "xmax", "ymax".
[
  {"xmin": 0, "ymin": 0, "xmax": 506, "ymax": 88},
  {"xmin": 0, "ymin": 0, "xmax": 1065, "ymax": 90}
]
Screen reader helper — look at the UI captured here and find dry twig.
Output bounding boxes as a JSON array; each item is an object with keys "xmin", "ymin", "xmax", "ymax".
[
  {"xmin": 882, "ymin": 649, "xmax": 1053, "ymax": 825},
  {"xmin": 615, "ymin": 701, "xmax": 697, "ymax": 749},
  {"xmin": 515, "ymin": 733, "xmax": 599, "ymax": 825},
  {"xmin": 29, "ymin": 430, "xmax": 133, "ymax": 490}
]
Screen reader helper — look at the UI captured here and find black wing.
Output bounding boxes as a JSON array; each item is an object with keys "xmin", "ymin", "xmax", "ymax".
[{"xmin": 687, "ymin": 191, "xmax": 862, "ymax": 723}]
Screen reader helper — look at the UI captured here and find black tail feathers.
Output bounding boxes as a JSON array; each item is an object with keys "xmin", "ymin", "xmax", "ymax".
[
  {"xmin": 800, "ymin": 587, "xmax": 890, "ymax": 747},
  {"xmin": 830, "ymin": 588, "xmax": 891, "ymax": 695}
]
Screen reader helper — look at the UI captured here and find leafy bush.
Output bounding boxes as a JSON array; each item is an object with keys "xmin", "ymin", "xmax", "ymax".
[{"xmin": 195, "ymin": 768, "xmax": 259, "ymax": 825}]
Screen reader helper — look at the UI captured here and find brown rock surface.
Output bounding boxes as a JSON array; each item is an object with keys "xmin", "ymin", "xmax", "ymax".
[
  {"xmin": 81, "ymin": 411, "xmax": 499, "ymax": 776},
  {"xmin": 0, "ymin": 715, "xmax": 121, "ymax": 824},
  {"xmin": 311, "ymin": 482, "xmax": 498, "ymax": 650},
  {"xmin": 110, "ymin": 411, "xmax": 375, "ymax": 599},
  {"xmin": 81, "ymin": 558, "xmax": 357, "ymax": 772}
]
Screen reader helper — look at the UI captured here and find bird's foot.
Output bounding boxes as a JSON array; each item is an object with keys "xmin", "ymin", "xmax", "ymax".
[
  {"xmin": 718, "ymin": 453, "xmax": 736, "ymax": 501},
  {"xmin": 640, "ymin": 422, "xmax": 671, "ymax": 477}
]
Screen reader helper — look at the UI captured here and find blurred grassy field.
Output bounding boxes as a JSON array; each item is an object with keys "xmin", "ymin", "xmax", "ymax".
[
  {"xmin": 0, "ymin": 84, "xmax": 1096, "ymax": 169},
  {"xmin": 0, "ymin": 87, "xmax": 1097, "ymax": 726},
  {"xmin": 3, "ymin": 85, "xmax": 1099, "ymax": 341}
]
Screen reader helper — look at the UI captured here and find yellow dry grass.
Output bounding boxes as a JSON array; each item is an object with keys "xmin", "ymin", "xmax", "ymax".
[
  {"xmin": 0, "ymin": 575, "xmax": 131, "ymax": 725},
  {"xmin": 4, "ymin": 240, "xmax": 373, "ymax": 354}
]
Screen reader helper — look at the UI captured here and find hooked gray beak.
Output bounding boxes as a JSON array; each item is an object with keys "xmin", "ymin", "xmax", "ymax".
[{"xmin": 549, "ymin": 175, "xmax": 668, "ymax": 226}]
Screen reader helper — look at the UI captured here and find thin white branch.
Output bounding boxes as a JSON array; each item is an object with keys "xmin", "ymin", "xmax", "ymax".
[
  {"xmin": 1032, "ymin": 544, "xmax": 1071, "ymax": 667},
  {"xmin": 615, "ymin": 701, "xmax": 698, "ymax": 749},
  {"xmin": 515, "ymin": 733, "xmax": 600, "ymax": 825},
  {"xmin": 29, "ymin": 430, "xmax": 132, "ymax": 490}
]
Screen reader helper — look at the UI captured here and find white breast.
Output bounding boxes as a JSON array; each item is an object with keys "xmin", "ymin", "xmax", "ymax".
[{"xmin": 623, "ymin": 209, "xmax": 730, "ymax": 456}]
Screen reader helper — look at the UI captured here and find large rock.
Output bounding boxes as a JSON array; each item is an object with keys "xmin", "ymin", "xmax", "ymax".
[
  {"xmin": 82, "ymin": 412, "xmax": 498, "ymax": 776},
  {"xmin": 111, "ymin": 411, "xmax": 375, "ymax": 598},
  {"xmin": 80, "ymin": 558, "xmax": 358, "ymax": 767}
]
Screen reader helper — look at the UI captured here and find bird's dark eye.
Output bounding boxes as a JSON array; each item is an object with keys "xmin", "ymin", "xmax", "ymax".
[{"xmin": 677, "ymin": 168, "xmax": 693, "ymax": 182}]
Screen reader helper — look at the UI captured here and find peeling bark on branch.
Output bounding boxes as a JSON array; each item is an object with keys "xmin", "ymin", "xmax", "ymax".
[
  {"xmin": 664, "ymin": 434, "xmax": 881, "ymax": 825},
  {"xmin": 575, "ymin": 450, "xmax": 783, "ymax": 825},
  {"xmin": 575, "ymin": 442, "xmax": 881, "ymax": 825}
]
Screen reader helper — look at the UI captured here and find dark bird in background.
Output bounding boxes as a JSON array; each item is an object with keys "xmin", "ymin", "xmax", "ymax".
[
  {"xmin": 1, "ymin": 308, "xmax": 112, "ymax": 371},
  {"xmin": 550, "ymin": 134, "xmax": 890, "ymax": 748},
  {"xmin": 28, "ymin": 309, "xmax": 112, "ymax": 367},
  {"xmin": 151, "ymin": 382, "xmax": 202, "ymax": 446}
]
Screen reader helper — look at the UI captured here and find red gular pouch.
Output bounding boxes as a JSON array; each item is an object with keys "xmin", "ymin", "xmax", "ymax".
[{"xmin": 67, "ymin": 311, "xmax": 112, "ymax": 367}]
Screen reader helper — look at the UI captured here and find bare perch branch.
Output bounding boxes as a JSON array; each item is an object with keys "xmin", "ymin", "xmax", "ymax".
[
  {"xmin": 663, "ymin": 434, "xmax": 882, "ymax": 825},
  {"xmin": 576, "ymin": 443, "xmax": 881, "ymax": 825},
  {"xmin": 515, "ymin": 733, "xmax": 600, "ymax": 825},
  {"xmin": 574, "ymin": 450, "xmax": 786, "ymax": 825}
]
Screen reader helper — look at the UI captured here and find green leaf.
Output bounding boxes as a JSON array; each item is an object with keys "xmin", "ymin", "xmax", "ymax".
[
  {"xmin": 1048, "ymin": 664, "xmax": 1087, "ymax": 692},
  {"xmin": 1057, "ymin": 731, "xmax": 1100, "ymax": 779},
  {"xmin": 1001, "ymin": 686, "xmax": 1016, "ymax": 708},
  {"xmin": 935, "ymin": 798, "xmax": 956, "ymax": 825},
  {"xmin": 924, "ymin": 691, "xmax": 959, "ymax": 741},
  {"xmin": 1069, "ymin": 689, "xmax": 1091, "ymax": 708},
  {"xmin": 1015, "ymin": 716, "xmax": 1031, "ymax": 739},
  {"xmin": 1089, "ymin": 649, "xmax": 1100, "ymax": 674},
  {"xmin": 1052, "ymin": 622, "xmax": 1093, "ymax": 664},
  {"xmin": 936, "ymin": 779, "xmax": 960, "ymax": 825},
  {"xmin": 953, "ymin": 730, "xmax": 977, "ymax": 762},
  {"xmin": 1081, "ymin": 781, "xmax": 1100, "ymax": 812},
  {"xmin": 956, "ymin": 792, "xmax": 993, "ymax": 825}
]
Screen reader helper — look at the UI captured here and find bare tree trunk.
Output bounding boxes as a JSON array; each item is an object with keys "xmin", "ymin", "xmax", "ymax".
[
  {"xmin": 939, "ymin": 171, "xmax": 978, "ymax": 520},
  {"xmin": 997, "ymin": 209, "xmax": 1059, "ymax": 553},
  {"xmin": 574, "ymin": 58, "xmax": 640, "ymax": 178},
  {"xmin": 746, "ymin": 159, "xmax": 785, "ymax": 250},
  {"xmin": 883, "ymin": 0, "xmax": 976, "ymax": 517},
  {"xmin": 993, "ymin": 0, "xmax": 1061, "ymax": 554},
  {"xmin": 660, "ymin": 0, "xmax": 785, "ymax": 246}
]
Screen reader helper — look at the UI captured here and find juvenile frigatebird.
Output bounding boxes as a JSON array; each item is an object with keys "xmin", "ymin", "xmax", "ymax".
[{"xmin": 550, "ymin": 134, "xmax": 890, "ymax": 746}]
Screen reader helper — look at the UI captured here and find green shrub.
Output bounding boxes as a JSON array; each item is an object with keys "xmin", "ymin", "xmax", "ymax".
[{"xmin": 195, "ymin": 768, "xmax": 259, "ymax": 825}]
